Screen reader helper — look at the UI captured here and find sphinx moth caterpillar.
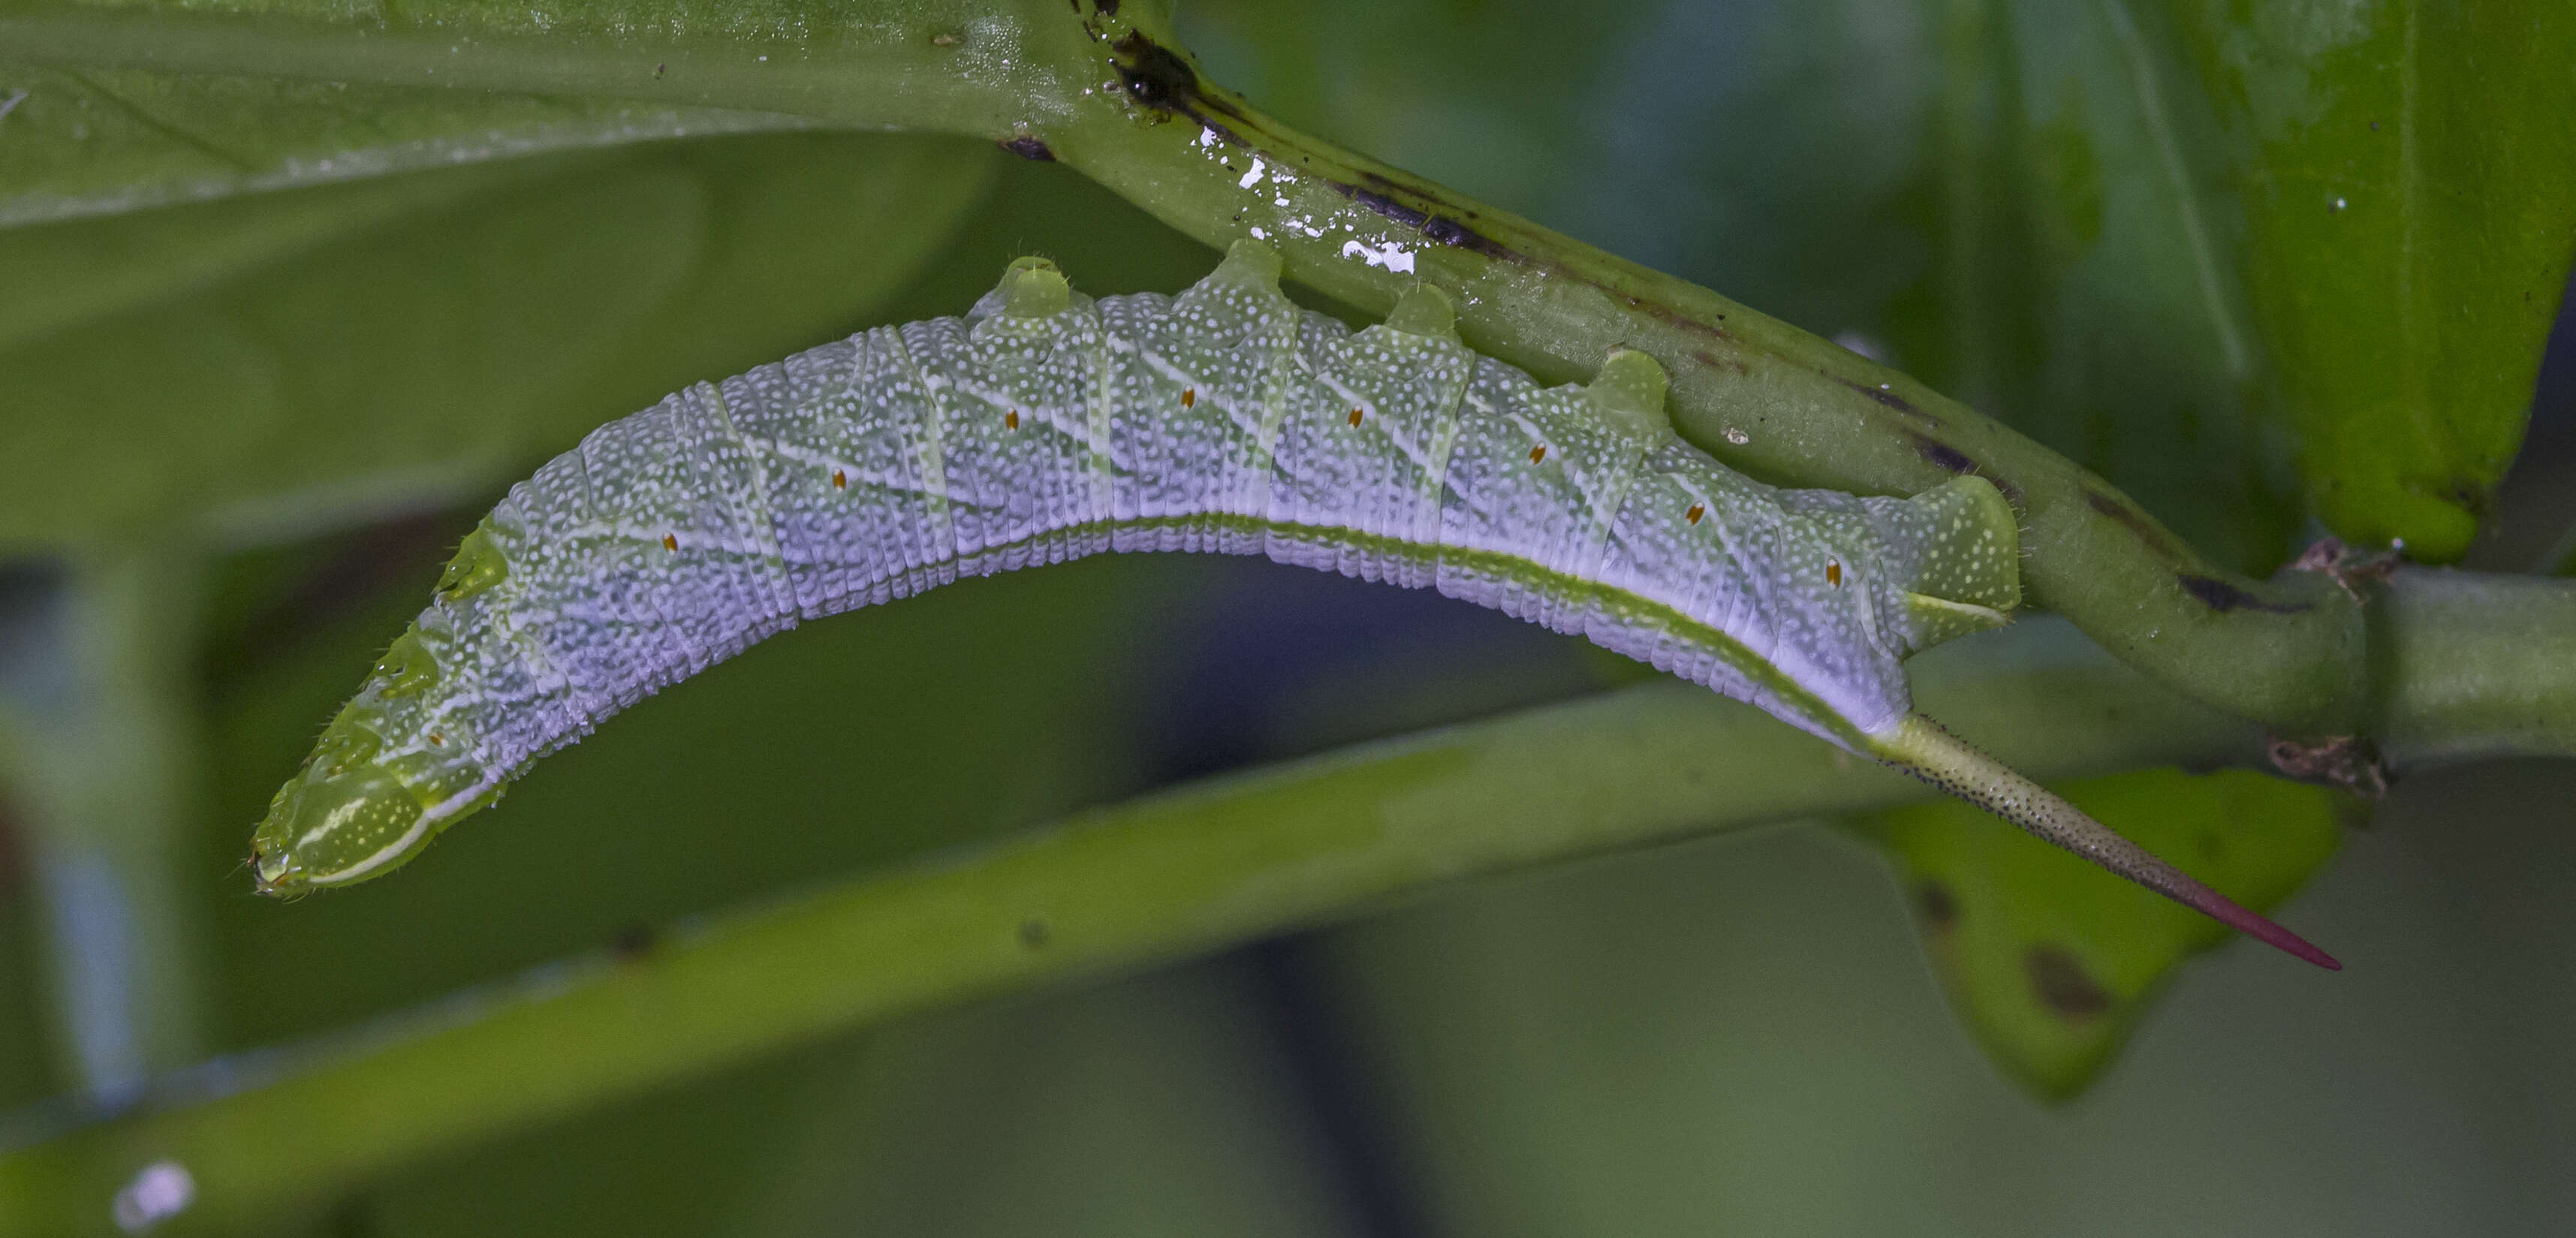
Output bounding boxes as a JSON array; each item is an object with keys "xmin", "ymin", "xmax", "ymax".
[{"xmin": 248, "ymin": 242, "xmax": 2333, "ymax": 969}]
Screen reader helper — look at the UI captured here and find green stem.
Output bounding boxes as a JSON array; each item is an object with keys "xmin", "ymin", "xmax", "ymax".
[
  {"xmin": 2372, "ymin": 568, "xmax": 2576, "ymax": 770},
  {"xmin": 0, "ymin": 0, "xmax": 2370, "ymax": 733},
  {"xmin": 0, "ymin": 617, "xmax": 2261, "ymax": 1234}
]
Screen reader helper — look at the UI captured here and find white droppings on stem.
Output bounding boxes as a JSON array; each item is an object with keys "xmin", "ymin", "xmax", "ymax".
[
  {"xmin": 1340, "ymin": 239, "xmax": 1417, "ymax": 274},
  {"xmin": 1237, "ymin": 157, "xmax": 1265, "ymax": 190}
]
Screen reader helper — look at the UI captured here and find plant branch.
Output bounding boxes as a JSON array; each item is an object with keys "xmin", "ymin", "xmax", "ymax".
[
  {"xmin": 0, "ymin": 0, "xmax": 2378, "ymax": 733},
  {"xmin": 2372, "ymin": 568, "xmax": 2576, "ymax": 770},
  {"xmin": 0, "ymin": 619, "xmax": 2264, "ymax": 1235}
]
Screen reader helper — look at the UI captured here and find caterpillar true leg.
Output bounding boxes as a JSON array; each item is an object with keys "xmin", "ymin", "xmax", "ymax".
[{"xmin": 249, "ymin": 242, "xmax": 2335, "ymax": 969}]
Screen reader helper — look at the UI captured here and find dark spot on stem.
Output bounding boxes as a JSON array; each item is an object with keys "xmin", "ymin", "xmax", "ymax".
[
  {"xmin": 1421, "ymin": 215, "xmax": 1500, "ymax": 253},
  {"xmin": 2083, "ymin": 488, "xmax": 2186, "ymax": 562},
  {"xmin": 1906, "ymin": 431, "xmax": 1979, "ymax": 477},
  {"xmin": 2177, "ymin": 574, "xmax": 2309, "ymax": 614},
  {"xmin": 1331, "ymin": 185, "xmax": 1517, "ymax": 259},
  {"xmin": 1093, "ymin": 0, "xmax": 1119, "ymax": 15},
  {"xmin": 1917, "ymin": 881, "xmax": 1959, "ymax": 932},
  {"xmin": 1113, "ymin": 32, "xmax": 1198, "ymax": 111},
  {"xmin": 2026, "ymin": 945, "xmax": 2113, "ymax": 1020},
  {"xmin": 1113, "ymin": 32, "xmax": 1248, "ymax": 132},
  {"xmin": 1348, "ymin": 187, "xmax": 1427, "ymax": 230},
  {"xmin": 1689, "ymin": 347, "xmax": 1750, "ymax": 377},
  {"xmin": 1020, "ymin": 917, "xmax": 1052, "ymax": 947},
  {"xmin": 1899, "ymin": 432, "xmax": 2022, "ymax": 504},
  {"xmin": 1622, "ymin": 294, "xmax": 1734, "ymax": 344},
  {"xmin": 1837, "ymin": 376, "xmax": 1937, "ymax": 423},
  {"xmin": 998, "ymin": 135, "xmax": 1056, "ymax": 161}
]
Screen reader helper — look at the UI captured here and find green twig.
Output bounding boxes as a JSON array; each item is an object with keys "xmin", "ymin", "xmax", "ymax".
[
  {"xmin": 2372, "ymin": 568, "xmax": 2576, "ymax": 770},
  {"xmin": 0, "ymin": 619, "xmax": 2263, "ymax": 1235}
]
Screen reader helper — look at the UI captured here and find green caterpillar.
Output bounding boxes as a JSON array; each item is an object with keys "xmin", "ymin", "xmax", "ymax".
[{"xmin": 249, "ymin": 242, "xmax": 2334, "ymax": 969}]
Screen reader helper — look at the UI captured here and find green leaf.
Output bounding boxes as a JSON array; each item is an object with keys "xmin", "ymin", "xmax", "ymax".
[
  {"xmin": 1864, "ymin": 767, "xmax": 2343, "ymax": 1099},
  {"xmin": 1906, "ymin": 0, "xmax": 2302, "ymax": 574},
  {"xmin": 0, "ymin": 130, "xmax": 994, "ymax": 547},
  {"xmin": 2162, "ymin": 1, "xmax": 2576, "ymax": 562},
  {"xmin": 1185, "ymin": 0, "xmax": 2301, "ymax": 572},
  {"xmin": 1190, "ymin": 0, "xmax": 2576, "ymax": 571},
  {"xmin": 0, "ymin": 64, "xmax": 809, "ymax": 227}
]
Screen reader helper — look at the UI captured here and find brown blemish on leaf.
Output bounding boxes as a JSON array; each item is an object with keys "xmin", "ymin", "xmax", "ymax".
[
  {"xmin": 2026, "ymin": 945, "xmax": 2113, "ymax": 1021},
  {"xmin": 1916, "ymin": 881, "xmax": 1959, "ymax": 932}
]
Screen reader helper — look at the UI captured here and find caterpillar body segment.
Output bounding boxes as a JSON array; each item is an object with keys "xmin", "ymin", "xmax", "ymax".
[{"xmin": 248, "ymin": 243, "xmax": 2330, "ymax": 968}]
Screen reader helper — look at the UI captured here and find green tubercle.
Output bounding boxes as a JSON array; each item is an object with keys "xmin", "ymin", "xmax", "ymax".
[
  {"xmin": 436, "ymin": 520, "xmax": 510, "ymax": 601},
  {"xmin": 996, "ymin": 256, "xmax": 1071, "ymax": 319},
  {"xmin": 1211, "ymin": 238, "xmax": 1285, "ymax": 292},
  {"xmin": 1585, "ymin": 348, "xmax": 1676, "ymax": 446},
  {"xmin": 372, "ymin": 628, "xmax": 441, "ymax": 698},
  {"xmin": 1382, "ymin": 283, "xmax": 1460, "ymax": 341}
]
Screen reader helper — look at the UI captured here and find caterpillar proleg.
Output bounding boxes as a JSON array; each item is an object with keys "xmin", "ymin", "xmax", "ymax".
[{"xmin": 249, "ymin": 242, "xmax": 2335, "ymax": 969}]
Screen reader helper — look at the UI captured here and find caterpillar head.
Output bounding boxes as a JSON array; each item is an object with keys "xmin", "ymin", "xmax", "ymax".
[
  {"xmin": 251, "ymin": 629, "xmax": 493, "ymax": 895},
  {"xmin": 250, "ymin": 738, "xmax": 422, "ymax": 896}
]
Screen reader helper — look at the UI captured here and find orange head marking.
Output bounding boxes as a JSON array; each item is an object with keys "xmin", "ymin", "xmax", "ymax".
[
  {"xmin": 1348, "ymin": 408, "xmax": 1364, "ymax": 426},
  {"xmin": 661, "ymin": 533, "xmax": 679, "ymax": 553},
  {"xmin": 1182, "ymin": 387, "xmax": 1197, "ymax": 408},
  {"xmin": 1006, "ymin": 410, "xmax": 1020, "ymax": 429},
  {"xmin": 1529, "ymin": 444, "xmax": 1548, "ymax": 465},
  {"xmin": 1827, "ymin": 560, "xmax": 1844, "ymax": 586},
  {"xmin": 832, "ymin": 469, "xmax": 847, "ymax": 489},
  {"xmin": 1686, "ymin": 503, "xmax": 1705, "ymax": 525}
]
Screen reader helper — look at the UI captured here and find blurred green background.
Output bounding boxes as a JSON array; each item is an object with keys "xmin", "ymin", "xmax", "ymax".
[{"xmin": 3, "ymin": 0, "xmax": 2573, "ymax": 1233}]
